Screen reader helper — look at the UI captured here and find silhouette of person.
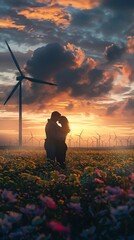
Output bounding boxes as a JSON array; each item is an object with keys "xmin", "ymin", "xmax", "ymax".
[
  {"xmin": 56, "ymin": 116, "xmax": 70, "ymax": 169},
  {"xmin": 44, "ymin": 111, "xmax": 61, "ymax": 161}
]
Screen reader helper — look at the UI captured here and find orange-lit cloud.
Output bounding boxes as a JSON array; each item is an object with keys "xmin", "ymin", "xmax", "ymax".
[
  {"xmin": 37, "ymin": 0, "xmax": 100, "ymax": 10},
  {"xmin": 0, "ymin": 18, "xmax": 25, "ymax": 30},
  {"xmin": 121, "ymin": 63, "xmax": 133, "ymax": 81},
  {"xmin": 127, "ymin": 36, "xmax": 134, "ymax": 53},
  {"xmin": 65, "ymin": 43, "xmax": 85, "ymax": 67},
  {"xmin": 18, "ymin": 5, "xmax": 71, "ymax": 29}
]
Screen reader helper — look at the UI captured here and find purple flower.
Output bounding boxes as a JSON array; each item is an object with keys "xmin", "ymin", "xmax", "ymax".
[
  {"xmin": 105, "ymin": 186, "xmax": 125, "ymax": 195},
  {"xmin": 20, "ymin": 204, "xmax": 43, "ymax": 215},
  {"xmin": 67, "ymin": 202, "xmax": 82, "ymax": 213},
  {"xmin": 1, "ymin": 189, "xmax": 17, "ymax": 203}
]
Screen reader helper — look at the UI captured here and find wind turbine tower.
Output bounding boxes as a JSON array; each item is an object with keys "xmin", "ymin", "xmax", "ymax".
[
  {"xmin": 96, "ymin": 132, "xmax": 101, "ymax": 147},
  {"xmin": 108, "ymin": 134, "xmax": 111, "ymax": 147},
  {"xmin": 4, "ymin": 41, "xmax": 57, "ymax": 149},
  {"xmin": 114, "ymin": 132, "xmax": 118, "ymax": 147},
  {"xmin": 76, "ymin": 130, "xmax": 84, "ymax": 148}
]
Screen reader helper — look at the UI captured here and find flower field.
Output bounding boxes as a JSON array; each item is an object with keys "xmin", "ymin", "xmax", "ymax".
[{"xmin": 0, "ymin": 149, "xmax": 134, "ymax": 240}]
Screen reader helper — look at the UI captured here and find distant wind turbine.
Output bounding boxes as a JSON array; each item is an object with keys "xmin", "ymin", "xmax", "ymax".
[
  {"xmin": 28, "ymin": 132, "xmax": 35, "ymax": 147},
  {"xmin": 113, "ymin": 132, "xmax": 118, "ymax": 147},
  {"xmin": 107, "ymin": 134, "xmax": 111, "ymax": 147},
  {"xmin": 76, "ymin": 130, "xmax": 84, "ymax": 148},
  {"xmin": 96, "ymin": 132, "xmax": 101, "ymax": 147},
  {"xmin": 93, "ymin": 136, "xmax": 99, "ymax": 147},
  {"xmin": 4, "ymin": 41, "xmax": 57, "ymax": 149},
  {"xmin": 126, "ymin": 137, "xmax": 130, "ymax": 147}
]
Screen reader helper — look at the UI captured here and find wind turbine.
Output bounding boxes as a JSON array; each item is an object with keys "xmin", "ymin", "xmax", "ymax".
[
  {"xmin": 126, "ymin": 137, "xmax": 130, "ymax": 147},
  {"xmin": 93, "ymin": 136, "xmax": 99, "ymax": 147},
  {"xmin": 107, "ymin": 134, "xmax": 111, "ymax": 147},
  {"xmin": 113, "ymin": 132, "xmax": 118, "ymax": 147},
  {"xmin": 28, "ymin": 132, "xmax": 38, "ymax": 147},
  {"xmin": 3, "ymin": 41, "xmax": 57, "ymax": 149},
  {"xmin": 76, "ymin": 130, "xmax": 84, "ymax": 148},
  {"xmin": 96, "ymin": 132, "xmax": 101, "ymax": 147}
]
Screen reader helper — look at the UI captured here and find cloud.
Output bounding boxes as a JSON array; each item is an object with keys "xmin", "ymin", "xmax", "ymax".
[
  {"xmin": 104, "ymin": 44, "xmax": 126, "ymax": 62},
  {"xmin": 127, "ymin": 36, "xmax": 134, "ymax": 54},
  {"xmin": 123, "ymin": 98, "xmax": 134, "ymax": 113},
  {"xmin": 0, "ymin": 50, "xmax": 32, "ymax": 73},
  {"xmin": 0, "ymin": 18, "xmax": 25, "ymax": 30},
  {"xmin": 106, "ymin": 104, "xmax": 120, "ymax": 115},
  {"xmin": 18, "ymin": 5, "xmax": 71, "ymax": 29},
  {"xmin": 65, "ymin": 102, "xmax": 74, "ymax": 111},
  {"xmin": 47, "ymin": 0, "xmax": 99, "ymax": 10},
  {"xmin": 106, "ymin": 97, "xmax": 134, "ymax": 118},
  {"xmin": 24, "ymin": 42, "xmax": 114, "ymax": 105},
  {"xmin": 101, "ymin": 0, "xmax": 134, "ymax": 10},
  {"xmin": 25, "ymin": 43, "xmax": 76, "ymax": 79},
  {"xmin": 121, "ymin": 59, "xmax": 134, "ymax": 83},
  {"xmin": 71, "ymin": 9, "xmax": 93, "ymax": 26}
]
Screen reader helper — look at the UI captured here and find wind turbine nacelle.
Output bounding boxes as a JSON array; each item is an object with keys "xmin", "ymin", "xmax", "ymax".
[{"xmin": 16, "ymin": 75, "xmax": 24, "ymax": 81}]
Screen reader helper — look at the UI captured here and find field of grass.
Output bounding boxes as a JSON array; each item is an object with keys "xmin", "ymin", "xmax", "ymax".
[{"xmin": 0, "ymin": 149, "xmax": 134, "ymax": 240}]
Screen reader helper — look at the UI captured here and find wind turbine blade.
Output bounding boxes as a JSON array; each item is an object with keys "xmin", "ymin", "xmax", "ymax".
[
  {"xmin": 5, "ymin": 40, "xmax": 23, "ymax": 76},
  {"xmin": 4, "ymin": 82, "xmax": 20, "ymax": 105},
  {"xmin": 80, "ymin": 130, "xmax": 84, "ymax": 136},
  {"xmin": 28, "ymin": 137, "xmax": 32, "ymax": 141},
  {"xmin": 24, "ymin": 76, "xmax": 57, "ymax": 86}
]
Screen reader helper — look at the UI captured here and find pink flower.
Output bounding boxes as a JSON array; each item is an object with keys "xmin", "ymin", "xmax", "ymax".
[
  {"xmin": 1, "ymin": 189, "xmax": 17, "ymax": 203},
  {"xmin": 40, "ymin": 195, "xmax": 57, "ymax": 209},
  {"xmin": 130, "ymin": 173, "xmax": 134, "ymax": 181},
  {"xmin": 48, "ymin": 220, "xmax": 70, "ymax": 233},
  {"xmin": 95, "ymin": 169, "xmax": 102, "ymax": 178},
  {"xmin": 128, "ymin": 189, "xmax": 134, "ymax": 198},
  {"xmin": 94, "ymin": 178, "xmax": 104, "ymax": 184}
]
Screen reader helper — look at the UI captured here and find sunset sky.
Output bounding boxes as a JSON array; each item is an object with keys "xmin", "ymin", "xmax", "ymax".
[{"xmin": 0, "ymin": 0, "xmax": 134, "ymax": 146}]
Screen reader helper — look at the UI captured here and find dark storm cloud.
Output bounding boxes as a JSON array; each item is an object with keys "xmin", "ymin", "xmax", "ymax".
[
  {"xmin": 23, "ymin": 43, "xmax": 114, "ymax": 105},
  {"xmin": 55, "ymin": 68, "xmax": 84, "ymax": 90},
  {"xmin": 101, "ymin": 0, "xmax": 134, "ymax": 10},
  {"xmin": 25, "ymin": 43, "xmax": 76, "ymax": 80},
  {"xmin": 104, "ymin": 44, "xmax": 126, "ymax": 62},
  {"xmin": 56, "ymin": 66, "xmax": 113, "ymax": 98},
  {"xmin": 0, "ymin": 0, "xmax": 134, "ymax": 111},
  {"xmin": 106, "ymin": 105, "xmax": 119, "ymax": 115}
]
